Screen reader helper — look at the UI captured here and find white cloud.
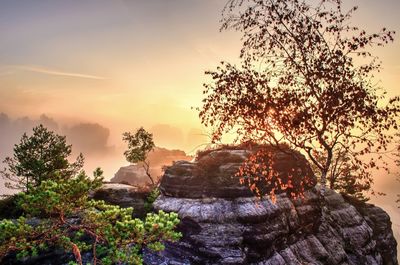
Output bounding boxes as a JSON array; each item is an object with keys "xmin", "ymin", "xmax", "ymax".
[{"xmin": 1, "ymin": 65, "xmax": 105, "ymax": 80}]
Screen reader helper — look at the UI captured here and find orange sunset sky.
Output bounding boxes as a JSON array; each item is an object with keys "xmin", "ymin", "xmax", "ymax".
[{"xmin": 0, "ymin": 0, "xmax": 399, "ymax": 177}]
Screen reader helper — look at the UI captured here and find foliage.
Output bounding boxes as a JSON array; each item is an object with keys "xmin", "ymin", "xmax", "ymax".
[
  {"xmin": 195, "ymin": 142, "xmax": 256, "ymax": 160},
  {"xmin": 123, "ymin": 128, "xmax": 155, "ymax": 165},
  {"xmin": 237, "ymin": 147, "xmax": 316, "ymax": 202},
  {"xmin": 311, "ymin": 148, "xmax": 371, "ymax": 202},
  {"xmin": 0, "ymin": 169, "xmax": 181, "ymax": 264},
  {"xmin": 199, "ymin": 0, "xmax": 399, "ymax": 197},
  {"xmin": 1, "ymin": 124, "xmax": 84, "ymax": 192},
  {"xmin": 123, "ymin": 128, "xmax": 156, "ymax": 185},
  {"xmin": 144, "ymin": 187, "xmax": 160, "ymax": 214}
]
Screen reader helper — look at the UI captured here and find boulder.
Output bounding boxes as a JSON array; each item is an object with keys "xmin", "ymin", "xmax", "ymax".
[
  {"xmin": 91, "ymin": 183, "xmax": 150, "ymax": 218},
  {"xmin": 111, "ymin": 164, "xmax": 150, "ymax": 186}
]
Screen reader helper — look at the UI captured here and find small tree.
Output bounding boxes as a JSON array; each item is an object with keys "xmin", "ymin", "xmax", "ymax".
[
  {"xmin": 0, "ymin": 169, "xmax": 181, "ymax": 264},
  {"xmin": 312, "ymin": 148, "xmax": 371, "ymax": 201},
  {"xmin": 1, "ymin": 124, "xmax": 84, "ymax": 192},
  {"xmin": 200, "ymin": 0, "xmax": 399, "ymax": 197},
  {"xmin": 123, "ymin": 127, "xmax": 156, "ymax": 186}
]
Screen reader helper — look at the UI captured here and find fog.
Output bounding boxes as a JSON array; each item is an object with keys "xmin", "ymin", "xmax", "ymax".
[
  {"xmin": 0, "ymin": 112, "xmax": 399, "ymax": 254},
  {"xmin": 0, "ymin": 112, "xmax": 209, "ymax": 192}
]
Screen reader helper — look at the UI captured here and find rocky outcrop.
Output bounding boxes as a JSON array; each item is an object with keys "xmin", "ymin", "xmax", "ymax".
[
  {"xmin": 160, "ymin": 147, "xmax": 316, "ymax": 199},
  {"xmin": 344, "ymin": 195, "xmax": 398, "ymax": 265},
  {"xmin": 149, "ymin": 148, "xmax": 398, "ymax": 265},
  {"xmin": 111, "ymin": 147, "xmax": 192, "ymax": 185},
  {"xmin": 3, "ymin": 147, "xmax": 397, "ymax": 265},
  {"xmin": 91, "ymin": 183, "xmax": 150, "ymax": 218},
  {"xmin": 111, "ymin": 165, "xmax": 150, "ymax": 186},
  {"xmin": 152, "ymin": 189, "xmax": 397, "ymax": 265}
]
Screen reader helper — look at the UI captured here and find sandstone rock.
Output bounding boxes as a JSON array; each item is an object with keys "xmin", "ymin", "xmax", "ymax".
[
  {"xmin": 111, "ymin": 164, "xmax": 150, "ymax": 186},
  {"xmin": 160, "ymin": 147, "xmax": 316, "ymax": 199},
  {"xmin": 148, "ymin": 148, "xmax": 398, "ymax": 264},
  {"xmin": 344, "ymin": 195, "xmax": 398, "ymax": 265},
  {"xmin": 3, "ymin": 147, "xmax": 397, "ymax": 265},
  {"xmin": 91, "ymin": 183, "xmax": 150, "ymax": 218},
  {"xmin": 151, "ymin": 188, "xmax": 398, "ymax": 265}
]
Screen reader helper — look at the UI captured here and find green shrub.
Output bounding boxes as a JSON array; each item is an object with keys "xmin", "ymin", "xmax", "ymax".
[
  {"xmin": 0, "ymin": 169, "xmax": 181, "ymax": 264},
  {"xmin": 144, "ymin": 187, "xmax": 160, "ymax": 213}
]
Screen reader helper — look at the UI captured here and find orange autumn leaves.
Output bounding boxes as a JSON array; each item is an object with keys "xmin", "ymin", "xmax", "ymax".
[{"xmin": 236, "ymin": 148, "xmax": 316, "ymax": 202}]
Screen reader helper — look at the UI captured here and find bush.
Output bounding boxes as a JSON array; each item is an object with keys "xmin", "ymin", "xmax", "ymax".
[
  {"xmin": 144, "ymin": 187, "xmax": 160, "ymax": 213},
  {"xmin": 0, "ymin": 169, "xmax": 181, "ymax": 264}
]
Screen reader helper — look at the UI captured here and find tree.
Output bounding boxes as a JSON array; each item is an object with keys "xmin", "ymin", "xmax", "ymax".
[
  {"xmin": 123, "ymin": 128, "xmax": 156, "ymax": 186},
  {"xmin": 1, "ymin": 124, "xmax": 84, "ymax": 192},
  {"xmin": 312, "ymin": 148, "xmax": 372, "ymax": 201},
  {"xmin": 0, "ymin": 169, "xmax": 181, "ymax": 264},
  {"xmin": 199, "ymin": 0, "xmax": 399, "ymax": 197}
]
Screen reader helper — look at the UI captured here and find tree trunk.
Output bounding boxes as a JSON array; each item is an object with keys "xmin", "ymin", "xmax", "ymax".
[
  {"xmin": 329, "ymin": 176, "xmax": 335, "ymax": 190},
  {"xmin": 143, "ymin": 161, "xmax": 154, "ymax": 186},
  {"xmin": 320, "ymin": 171, "xmax": 327, "ymax": 196}
]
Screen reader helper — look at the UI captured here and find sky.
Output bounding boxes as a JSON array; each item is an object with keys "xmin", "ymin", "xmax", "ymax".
[
  {"xmin": 0, "ymin": 0, "xmax": 242, "ymax": 142},
  {"xmin": 0, "ymin": 0, "xmax": 399, "ymax": 144},
  {"xmin": 0, "ymin": 0, "xmax": 398, "ymax": 162},
  {"xmin": 0, "ymin": 0, "xmax": 400, "ymax": 242}
]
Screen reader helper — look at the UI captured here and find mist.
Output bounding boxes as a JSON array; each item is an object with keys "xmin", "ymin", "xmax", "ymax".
[
  {"xmin": 0, "ymin": 112, "xmax": 399, "ymax": 254},
  {"xmin": 0, "ymin": 112, "xmax": 209, "ymax": 193}
]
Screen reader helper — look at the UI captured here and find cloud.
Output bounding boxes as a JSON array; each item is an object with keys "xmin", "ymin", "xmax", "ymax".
[
  {"xmin": 0, "ymin": 70, "xmax": 14, "ymax": 77},
  {"xmin": 1, "ymin": 65, "xmax": 105, "ymax": 80}
]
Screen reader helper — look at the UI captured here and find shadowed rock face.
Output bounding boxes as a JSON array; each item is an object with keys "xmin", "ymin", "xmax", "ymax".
[
  {"xmin": 160, "ymin": 147, "xmax": 316, "ymax": 199},
  {"xmin": 91, "ymin": 183, "xmax": 150, "ymax": 218},
  {"xmin": 152, "ymin": 189, "xmax": 398, "ymax": 265},
  {"xmin": 149, "ymin": 148, "xmax": 398, "ymax": 265}
]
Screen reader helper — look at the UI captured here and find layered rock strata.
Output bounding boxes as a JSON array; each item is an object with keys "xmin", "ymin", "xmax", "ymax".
[{"xmin": 149, "ymin": 148, "xmax": 397, "ymax": 265}]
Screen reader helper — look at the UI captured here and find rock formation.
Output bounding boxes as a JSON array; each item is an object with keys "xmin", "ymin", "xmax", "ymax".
[
  {"xmin": 111, "ymin": 165, "xmax": 149, "ymax": 186},
  {"xmin": 91, "ymin": 183, "xmax": 150, "ymax": 218},
  {"xmin": 148, "ymin": 147, "xmax": 398, "ymax": 265},
  {"xmin": 2, "ymin": 146, "xmax": 397, "ymax": 265},
  {"xmin": 111, "ymin": 147, "xmax": 192, "ymax": 186}
]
